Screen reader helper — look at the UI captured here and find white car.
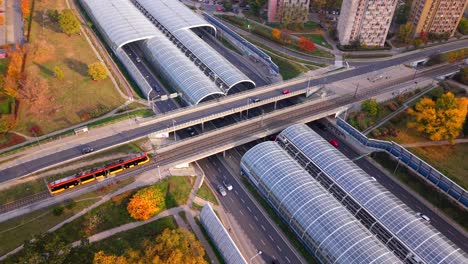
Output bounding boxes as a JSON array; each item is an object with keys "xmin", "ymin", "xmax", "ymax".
[
  {"xmin": 217, "ymin": 185, "xmax": 227, "ymax": 196},
  {"xmin": 223, "ymin": 180, "xmax": 233, "ymax": 191},
  {"xmin": 416, "ymin": 212, "xmax": 430, "ymax": 222}
]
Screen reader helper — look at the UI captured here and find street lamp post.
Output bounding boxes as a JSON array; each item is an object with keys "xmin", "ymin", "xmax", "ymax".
[
  {"xmin": 172, "ymin": 120, "xmax": 177, "ymax": 142},
  {"xmin": 246, "ymin": 98, "xmax": 250, "ymax": 119},
  {"xmin": 157, "ymin": 165, "xmax": 161, "ymax": 181},
  {"xmin": 249, "ymin": 250, "xmax": 262, "ymax": 264}
]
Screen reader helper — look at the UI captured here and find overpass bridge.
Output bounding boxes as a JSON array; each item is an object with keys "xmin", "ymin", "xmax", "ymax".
[{"xmin": 0, "ymin": 63, "xmax": 460, "ymax": 184}]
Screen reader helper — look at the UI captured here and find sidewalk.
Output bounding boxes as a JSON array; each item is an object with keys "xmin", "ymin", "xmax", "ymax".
[{"xmin": 401, "ymin": 138, "xmax": 468, "ymax": 148}]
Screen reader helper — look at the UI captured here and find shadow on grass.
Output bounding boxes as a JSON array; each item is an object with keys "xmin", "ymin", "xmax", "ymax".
[
  {"xmin": 34, "ymin": 62, "xmax": 55, "ymax": 77},
  {"xmin": 64, "ymin": 57, "xmax": 88, "ymax": 77}
]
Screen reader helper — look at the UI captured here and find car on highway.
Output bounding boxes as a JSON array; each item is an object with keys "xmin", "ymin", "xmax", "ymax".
[
  {"xmin": 223, "ymin": 180, "xmax": 233, "ymax": 191},
  {"xmin": 81, "ymin": 146, "xmax": 94, "ymax": 155},
  {"xmin": 186, "ymin": 127, "xmax": 196, "ymax": 136},
  {"xmin": 329, "ymin": 139, "xmax": 339, "ymax": 148},
  {"xmin": 282, "ymin": 89, "xmax": 291, "ymax": 94},
  {"xmin": 416, "ymin": 212, "xmax": 430, "ymax": 222},
  {"xmin": 252, "ymin": 97, "xmax": 261, "ymax": 103},
  {"xmin": 217, "ymin": 185, "xmax": 227, "ymax": 196},
  {"xmin": 136, "ymin": 57, "xmax": 141, "ymax": 63}
]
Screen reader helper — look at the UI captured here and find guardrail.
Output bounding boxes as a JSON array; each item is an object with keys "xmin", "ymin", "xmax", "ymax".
[{"xmin": 336, "ymin": 117, "xmax": 468, "ymax": 208}]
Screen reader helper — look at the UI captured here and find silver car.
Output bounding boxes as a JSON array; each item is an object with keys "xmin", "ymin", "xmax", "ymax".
[{"xmin": 217, "ymin": 185, "xmax": 227, "ymax": 196}]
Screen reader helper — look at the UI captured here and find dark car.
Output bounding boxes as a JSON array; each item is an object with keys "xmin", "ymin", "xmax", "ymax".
[
  {"xmin": 81, "ymin": 146, "xmax": 94, "ymax": 154},
  {"xmin": 252, "ymin": 97, "xmax": 261, "ymax": 103},
  {"xmin": 186, "ymin": 127, "xmax": 196, "ymax": 136}
]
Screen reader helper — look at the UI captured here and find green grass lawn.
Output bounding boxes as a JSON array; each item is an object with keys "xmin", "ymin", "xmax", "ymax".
[
  {"xmin": 0, "ymin": 96, "xmax": 11, "ymax": 114},
  {"xmin": 0, "ymin": 58, "xmax": 9, "ymax": 74},
  {"xmin": 54, "ymin": 176, "xmax": 193, "ymax": 243},
  {"xmin": 372, "ymin": 152, "xmax": 468, "ymax": 231},
  {"xmin": 64, "ymin": 216, "xmax": 177, "ymax": 263},
  {"xmin": 15, "ymin": 0, "xmax": 125, "ymax": 135},
  {"xmin": 409, "ymin": 144, "xmax": 468, "ymax": 189},
  {"xmin": 0, "ymin": 196, "xmax": 100, "ymax": 256},
  {"xmin": 303, "ymin": 21, "xmax": 319, "ymax": 30},
  {"xmin": 266, "ymin": 51, "xmax": 309, "ymax": 80},
  {"xmin": 196, "ymin": 182, "xmax": 219, "ymax": 205}
]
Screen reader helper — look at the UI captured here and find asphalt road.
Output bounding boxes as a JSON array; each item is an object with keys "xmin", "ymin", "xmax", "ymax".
[
  {"xmin": 199, "ymin": 156, "xmax": 305, "ymax": 264},
  {"xmin": 0, "ymin": 47, "xmax": 464, "ymax": 183},
  {"xmin": 307, "ymin": 123, "xmax": 468, "ymax": 253},
  {"xmin": 123, "ymin": 44, "xmax": 178, "ymax": 113}
]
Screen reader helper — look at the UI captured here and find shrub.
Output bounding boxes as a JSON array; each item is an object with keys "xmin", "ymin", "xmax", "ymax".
[
  {"xmin": 29, "ymin": 124, "xmax": 43, "ymax": 136},
  {"xmin": 386, "ymin": 102, "xmax": 399, "ymax": 112},
  {"xmin": 53, "ymin": 206, "xmax": 64, "ymax": 216}
]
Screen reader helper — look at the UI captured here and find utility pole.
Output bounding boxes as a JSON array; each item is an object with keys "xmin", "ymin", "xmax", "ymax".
[{"xmin": 353, "ymin": 83, "xmax": 360, "ymax": 98}]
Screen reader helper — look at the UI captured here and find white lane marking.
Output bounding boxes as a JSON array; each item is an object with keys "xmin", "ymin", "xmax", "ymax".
[
  {"xmin": 269, "ymin": 235, "xmax": 274, "ymax": 241},
  {"xmin": 276, "ymin": 245, "xmax": 282, "ymax": 252},
  {"xmin": 241, "ymin": 198, "xmax": 245, "ymax": 203},
  {"xmin": 285, "ymin": 256, "xmax": 291, "ymax": 263},
  {"xmin": 260, "ymin": 239, "xmax": 266, "ymax": 246},
  {"xmin": 254, "ymin": 215, "xmax": 258, "ymax": 221},
  {"xmin": 239, "ymin": 210, "xmax": 244, "ymax": 216},
  {"xmin": 234, "ymin": 190, "xmax": 239, "ymax": 195},
  {"xmin": 206, "ymin": 163, "xmax": 211, "ymax": 168},
  {"xmin": 217, "ymin": 167, "xmax": 221, "ymax": 172},
  {"xmin": 249, "ymin": 224, "xmax": 255, "ymax": 230},
  {"xmin": 230, "ymin": 197, "xmax": 234, "ymax": 202},
  {"xmin": 247, "ymin": 206, "xmax": 252, "ymax": 212},
  {"xmin": 261, "ymin": 225, "xmax": 266, "ymax": 231}
]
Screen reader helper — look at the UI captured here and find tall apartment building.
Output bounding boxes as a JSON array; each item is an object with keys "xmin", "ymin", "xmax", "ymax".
[
  {"xmin": 409, "ymin": 0, "xmax": 468, "ymax": 37},
  {"xmin": 267, "ymin": 0, "xmax": 309, "ymax": 23},
  {"xmin": 337, "ymin": 0, "xmax": 398, "ymax": 47}
]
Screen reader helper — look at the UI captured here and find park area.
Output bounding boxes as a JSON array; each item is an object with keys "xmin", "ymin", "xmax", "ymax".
[{"xmin": 9, "ymin": 0, "xmax": 125, "ymax": 137}]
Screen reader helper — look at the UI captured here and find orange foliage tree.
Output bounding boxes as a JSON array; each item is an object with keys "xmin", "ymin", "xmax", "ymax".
[
  {"xmin": 94, "ymin": 251, "xmax": 128, "ymax": 264},
  {"xmin": 127, "ymin": 186, "xmax": 165, "ymax": 220},
  {"xmin": 408, "ymin": 92, "xmax": 468, "ymax": 144},
  {"xmin": 3, "ymin": 46, "xmax": 26, "ymax": 98},
  {"xmin": 298, "ymin": 36, "xmax": 316, "ymax": 52},
  {"xmin": 20, "ymin": 0, "xmax": 31, "ymax": 19},
  {"xmin": 272, "ymin": 28, "xmax": 281, "ymax": 40}
]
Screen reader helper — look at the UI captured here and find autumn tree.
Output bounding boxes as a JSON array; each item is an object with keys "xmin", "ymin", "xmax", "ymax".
[
  {"xmin": 54, "ymin": 66, "xmax": 64, "ymax": 80},
  {"xmin": 127, "ymin": 185, "xmax": 165, "ymax": 220},
  {"xmin": 3, "ymin": 46, "xmax": 26, "ymax": 98},
  {"xmin": 0, "ymin": 16, "xmax": 4, "ymax": 26},
  {"xmin": 20, "ymin": 0, "xmax": 31, "ymax": 19},
  {"xmin": 362, "ymin": 99, "xmax": 379, "ymax": 116},
  {"xmin": 93, "ymin": 251, "xmax": 128, "ymax": 264},
  {"xmin": 419, "ymin": 31, "xmax": 429, "ymax": 43},
  {"xmin": 408, "ymin": 92, "xmax": 468, "ymax": 144},
  {"xmin": 397, "ymin": 22, "xmax": 414, "ymax": 44},
  {"xmin": 88, "ymin": 62, "xmax": 108, "ymax": 81},
  {"xmin": 58, "ymin": 9, "xmax": 80, "ymax": 35},
  {"xmin": 298, "ymin": 36, "xmax": 315, "ymax": 52},
  {"xmin": 272, "ymin": 28, "xmax": 281, "ymax": 40},
  {"xmin": 18, "ymin": 69, "xmax": 51, "ymax": 114},
  {"xmin": 142, "ymin": 228, "xmax": 207, "ymax": 264}
]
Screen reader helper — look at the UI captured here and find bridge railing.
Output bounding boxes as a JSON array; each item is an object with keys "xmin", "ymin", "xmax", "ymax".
[{"xmin": 336, "ymin": 117, "xmax": 468, "ymax": 208}]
